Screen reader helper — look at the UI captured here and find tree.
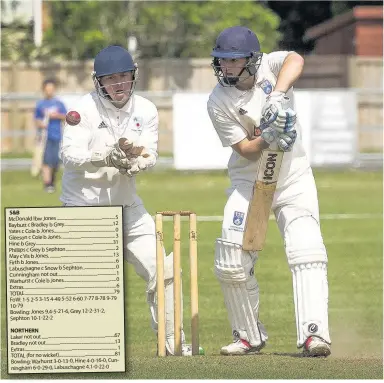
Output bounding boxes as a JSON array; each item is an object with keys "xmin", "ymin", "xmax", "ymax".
[
  {"xmin": 42, "ymin": 1, "xmax": 281, "ymax": 60},
  {"xmin": 43, "ymin": 1, "xmax": 133, "ymax": 60},
  {"xmin": 331, "ymin": 0, "xmax": 383, "ymax": 16},
  {"xmin": 133, "ymin": 1, "xmax": 281, "ymax": 58},
  {"xmin": 1, "ymin": 20, "xmax": 36, "ymax": 61},
  {"xmin": 265, "ymin": 1, "xmax": 332, "ymax": 52},
  {"xmin": 1, "ymin": 0, "xmax": 36, "ymax": 61},
  {"xmin": 266, "ymin": 0, "xmax": 383, "ymax": 53}
]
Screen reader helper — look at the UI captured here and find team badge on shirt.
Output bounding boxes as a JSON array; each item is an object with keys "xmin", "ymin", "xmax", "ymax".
[
  {"xmin": 260, "ymin": 79, "xmax": 273, "ymax": 95},
  {"xmin": 132, "ymin": 116, "xmax": 144, "ymax": 132},
  {"xmin": 233, "ymin": 211, "xmax": 245, "ymax": 226}
]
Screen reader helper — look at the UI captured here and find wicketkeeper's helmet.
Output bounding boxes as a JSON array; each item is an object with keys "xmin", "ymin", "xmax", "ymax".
[{"xmin": 92, "ymin": 45, "xmax": 138, "ymax": 101}]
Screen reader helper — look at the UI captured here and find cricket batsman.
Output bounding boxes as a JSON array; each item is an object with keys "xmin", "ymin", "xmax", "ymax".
[
  {"xmin": 207, "ymin": 26, "xmax": 331, "ymax": 356},
  {"xmin": 60, "ymin": 45, "xmax": 192, "ymax": 356}
]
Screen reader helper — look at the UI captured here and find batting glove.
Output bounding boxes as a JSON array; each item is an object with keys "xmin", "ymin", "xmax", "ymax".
[
  {"xmin": 261, "ymin": 126, "xmax": 279, "ymax": 144},
  {"xmin": 277, "ymin": 130, "xmax": 297, "ymax": 152},
  {"xmin": 261, "ymin": 91, "xmax": 297, "ymax": 134}
]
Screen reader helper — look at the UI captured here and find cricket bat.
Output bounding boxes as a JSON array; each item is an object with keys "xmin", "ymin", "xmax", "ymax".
[
  {"xmin": 242, "ymin": 144, "xmax": 284, "ymax": 251},
  {"xmin": 30, "ymin": 113, "xmax": 49, "ymax": 177}
]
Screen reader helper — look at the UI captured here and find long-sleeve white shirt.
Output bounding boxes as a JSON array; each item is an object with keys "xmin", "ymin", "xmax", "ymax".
[
  {"xmin": 60, "ymin": 92, "xmax": 159, "ymax": 206},
  {"xmin": 207, "ymin": 51, "xmax": 310, "ymax": 189}
]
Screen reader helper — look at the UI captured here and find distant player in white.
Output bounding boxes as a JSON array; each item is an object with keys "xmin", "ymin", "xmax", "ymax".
[
  {"xmin": 207, "ymin": 26, "xmax": 331, "ymax": 356},
  {"xmin": 60, "ymin": 45, "xmax": 193, "ymax": 356}
]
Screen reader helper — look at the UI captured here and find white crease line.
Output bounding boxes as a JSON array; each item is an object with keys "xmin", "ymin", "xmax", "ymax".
[{"xmin": 158, "ymin": 213, "xmax": 382, "ymax": 222}]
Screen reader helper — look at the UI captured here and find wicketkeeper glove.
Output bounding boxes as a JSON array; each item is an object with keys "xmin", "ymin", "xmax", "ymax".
[
  {"xmin": 118, "ymin": 156, "xmax": 153, "ymax": 177},
  {"xmin": 91, "ymin": 144, "xmax": 130, "ymax": 168}
]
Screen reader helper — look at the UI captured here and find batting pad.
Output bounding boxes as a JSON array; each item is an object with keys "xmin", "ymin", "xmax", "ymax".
[
  {"xmin": 215, "ymin": 239, "xmax": 267, "ymax": 346},
  {"xmin": 284, "ymin": 215, "xmax": 328, "ymax": 265},
  {"xmin": 291, "ymin": 262, "xmax": 331, "ymax": 347},
  {"xmin": 146, "ymin": 252, "xmax": 183, "ymax": 338}
]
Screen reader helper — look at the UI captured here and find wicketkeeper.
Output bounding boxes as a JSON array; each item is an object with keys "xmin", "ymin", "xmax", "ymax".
[{"xmin": 60, "ymin": 45, "xmax": 193, "ymax": 356}]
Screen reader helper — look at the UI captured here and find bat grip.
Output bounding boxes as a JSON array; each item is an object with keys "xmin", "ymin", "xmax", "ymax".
[{"xmin": 269, "ymin": 141, "xmax": 279, "ymax": 151}]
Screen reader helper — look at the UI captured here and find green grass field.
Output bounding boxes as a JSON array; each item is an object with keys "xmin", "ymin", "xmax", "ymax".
[{"xmin": 1, "ymin": 169, "xmax": 383, "ymax": 379}]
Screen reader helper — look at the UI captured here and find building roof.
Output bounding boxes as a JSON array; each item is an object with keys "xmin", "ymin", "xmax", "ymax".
[{"xmin": 304, "ymin": 6, "xmax": 383, "ymax": 41}]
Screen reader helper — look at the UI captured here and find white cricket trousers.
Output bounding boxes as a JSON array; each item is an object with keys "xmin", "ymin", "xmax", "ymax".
[
  {"xmin": 64, "ymin": 197, "xmax": 157, "ymax": 285},
  {"xmin": 222, "ymin": 168, "xmax": 321, "ymax": 244}
]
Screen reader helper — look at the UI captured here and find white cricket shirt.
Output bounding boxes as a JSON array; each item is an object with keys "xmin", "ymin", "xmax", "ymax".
[
  {"xmin": 60, "ymin": 92, "xmax": 158, "ymax": 206},
  {"xmin": 207, "ymin": 51, "xmax": 310, "ymax": 189}
]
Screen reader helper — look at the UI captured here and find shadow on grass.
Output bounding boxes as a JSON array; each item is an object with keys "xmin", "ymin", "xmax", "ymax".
[{"xmin": 264, "ymin": 351, "xmax": 305, "ymax": 358}]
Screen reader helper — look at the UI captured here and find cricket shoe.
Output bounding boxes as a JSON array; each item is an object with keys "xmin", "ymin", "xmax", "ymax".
[
  {"xmin": 303, "ymin": 336, "xmax": 331, "ymax": 357},
  {"xmin": 45, "ymin": 185, "xmax": 55, "ymax": 194},
  {"xmin": 220, "ymin": 339, "xmax": 265, "ymax": 356}
]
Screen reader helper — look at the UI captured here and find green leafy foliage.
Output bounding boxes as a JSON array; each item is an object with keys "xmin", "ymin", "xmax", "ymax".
[{"xmin": 39, "ymin": 1, "xmax": 281, "ymax": 59}]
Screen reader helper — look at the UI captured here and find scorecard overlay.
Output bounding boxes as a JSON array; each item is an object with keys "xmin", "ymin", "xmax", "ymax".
[{"xmin": 5, "ymin": 206, "xmax": 126, "ymax": 374}]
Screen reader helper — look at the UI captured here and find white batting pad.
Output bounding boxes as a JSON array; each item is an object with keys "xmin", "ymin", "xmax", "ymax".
[
  {"xmin": 283, "ymin": 215, "xmax": 330, "ymax": 346},
  {"xmin": 284, "ymin": 215, "xmax": 328, "ymax": 265},
  {"xmin": 164, "ymin": 275, "xmax": 184, "ymax": 339},
  {"xmin": 291, "ymin": 262, "xmax": 331, "ymax": 346},
  {"xmin": 215, "ymin": 239, "xmax": 267, "ymax": 346},
  {"xmin": 146, "ymin": 252, "xmax": 183, "ymax": 338}
]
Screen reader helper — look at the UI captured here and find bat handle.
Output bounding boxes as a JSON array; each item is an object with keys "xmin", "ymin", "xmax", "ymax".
[{"xmin": 269, "ymin": 141, "xmax": 279, "ymax": 151}]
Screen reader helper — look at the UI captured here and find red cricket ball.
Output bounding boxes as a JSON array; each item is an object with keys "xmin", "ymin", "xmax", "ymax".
[{"xmin": 66, "ymin": 111, "xmax": 81, "ymax": 126}]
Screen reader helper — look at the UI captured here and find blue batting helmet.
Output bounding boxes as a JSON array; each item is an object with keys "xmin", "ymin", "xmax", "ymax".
[
  {"xmin": 211, "ymin": 26, "xmax": 263, "ymax": 86},
  {"xmin": 94, "ymin": 45, "xmax": 136, "ymax": 77},
  {"xmin": 211, "ymin": 26, "xmax": 261, "ymax": 59}
]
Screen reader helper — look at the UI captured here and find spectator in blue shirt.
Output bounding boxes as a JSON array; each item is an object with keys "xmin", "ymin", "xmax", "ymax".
[{"xmin": 34, "ymin": 79, "xmax": 67, "ymax": 193}]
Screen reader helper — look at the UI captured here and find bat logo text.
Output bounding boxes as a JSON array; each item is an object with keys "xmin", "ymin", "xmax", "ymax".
[{"xmin": 263, "ymin": 153, "xmax": 278, "ymax": 181}]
